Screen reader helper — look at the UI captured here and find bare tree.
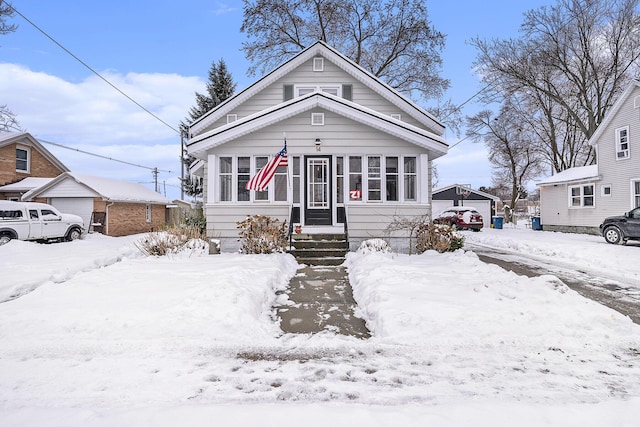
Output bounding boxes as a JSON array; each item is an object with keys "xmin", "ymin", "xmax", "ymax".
[
  {"xmin": 470, "ymin": 0, "xmax": 640, "ymax": 171},
  {"xmin": 241, "ymin": 0, "xmax": 449, "ymax": 103},
  {"xmin": 466, "ymin": 104, "xmax": 544, "ymax": 216},
  {"xmin": 0, "ymin": 105, "xmax": 21, "ymax": 132},
  {"xmin": 0, "ymin": 0, "xmax": 17, "ymax": 35}
]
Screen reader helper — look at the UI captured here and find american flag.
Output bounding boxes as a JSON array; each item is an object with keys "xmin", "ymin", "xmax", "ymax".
[{"xmin": 245, "ymin": 143, "xmax": 288, "ymax": 191}]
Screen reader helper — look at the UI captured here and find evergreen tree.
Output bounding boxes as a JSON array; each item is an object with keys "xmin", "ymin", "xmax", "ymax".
[{"xmin": 181, "ymin": 59, "xmax": 236, "ymax": 198}]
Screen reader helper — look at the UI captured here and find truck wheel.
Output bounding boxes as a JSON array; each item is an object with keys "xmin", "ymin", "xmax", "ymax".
[
  {"xmin": 66, "ymin": 227, "xmax": 82, "ymax": 242},
  {"xmin": 603, "ymin": 226, "xmax": 623, "ymax": 245},
  {"xmin": 0, "ymin": 233, "xmax": 12, "ymax": 246}
]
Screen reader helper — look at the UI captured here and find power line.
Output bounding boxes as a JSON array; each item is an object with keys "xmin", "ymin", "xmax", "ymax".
[
  {"xmin": 38, "ymin": 138, "xmax": 172, "ymax": 173},
  {"xmin": 8, "ymin": 4, "xmax": 180, "ymax": 135}
]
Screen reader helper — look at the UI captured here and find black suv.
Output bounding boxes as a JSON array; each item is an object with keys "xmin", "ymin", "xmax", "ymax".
[{"xmin": 599, "ymin": 207, "xmax": 640, "ymax": 244}]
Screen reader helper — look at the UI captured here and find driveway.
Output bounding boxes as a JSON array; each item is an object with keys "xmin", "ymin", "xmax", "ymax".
[{"xmin": 463, "ymin": 228, "xmax": 640, "ymax": 324}]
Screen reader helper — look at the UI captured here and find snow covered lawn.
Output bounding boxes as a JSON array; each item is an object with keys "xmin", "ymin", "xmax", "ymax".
[{"xmin": 1, "ymin": 231, "xmax": 640, "ymax": 426}]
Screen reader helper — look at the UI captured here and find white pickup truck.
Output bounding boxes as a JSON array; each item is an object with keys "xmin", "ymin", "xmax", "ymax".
[{"xmin": 0, "ymin": 200, "xmax": 85, "ymax": 245}]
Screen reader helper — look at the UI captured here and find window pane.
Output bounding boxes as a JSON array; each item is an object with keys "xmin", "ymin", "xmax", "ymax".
[
  {"xmin": 386, "ymin": 157, "xmax": 398, "ymax": 201},
  {"xmin": 237, "ymin": 157, "xmax": 250, "ymax": 201},
  {"xmin": 220, "ymin": 175, "xmax": 232, "ymax": 201},
  {"xmin": 403, "ymin": 157, "xmax": 416, "ymax": 201},
  {"xmin": 16, "ymin": 148, "xmax": 28, "ymax": 171},
  {"xmin": 274, "ymin": 165, "xmax": 288, "ymax": 201},
  {"xmin": 349, "ymin": 156, "xmax": 362, "ymax": 173},
  {"xmin": 219, "ymin": 157, "xmax": 232, "ymax": 173},
  {"xmin": 349, "ymin": 156, "xmax": 362, "ymax": 201},
  {"xmin": 255, "ymin": 157, "xmax": 268, "ymax": 200},
  {"xmin": 368, "ymin": 156, "xmax": 381, "ymax": 201},
  {"xmin": 583, "ymin": 185, "xmax": 594, "ymax": 196}
]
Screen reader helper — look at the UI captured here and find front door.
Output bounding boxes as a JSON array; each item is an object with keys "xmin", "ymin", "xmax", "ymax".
[{"xmin": 305, "ymin": 156, "xmax": 332, "ymax": 225}]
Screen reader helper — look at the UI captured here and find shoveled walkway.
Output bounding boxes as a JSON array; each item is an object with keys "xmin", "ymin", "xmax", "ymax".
[{"xmin": 275, "ymin": 264, "xmax": 370, "ymax": 339}]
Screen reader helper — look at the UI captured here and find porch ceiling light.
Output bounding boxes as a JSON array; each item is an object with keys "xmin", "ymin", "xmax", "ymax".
[{"xmin": 315, "ymin": 138, "xmax": 321, "ymax": 152}]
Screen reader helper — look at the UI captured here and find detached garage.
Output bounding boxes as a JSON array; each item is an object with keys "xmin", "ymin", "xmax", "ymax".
[
  {"xmin": 22, "ymin": 172, "xmax": 171, "ymax": 236},
  {"xmin": 432, "ymin": 184, "xmax": 500, "ymax": 229}
]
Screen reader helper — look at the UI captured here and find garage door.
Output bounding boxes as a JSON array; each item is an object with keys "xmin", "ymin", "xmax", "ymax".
[
  {"xmin": 432, "ymin": 200, "xmax": 453, "ymax": 219},
  {"xmin": 50, "ymin": 198, "xmax": 94, "ymax": 230}
]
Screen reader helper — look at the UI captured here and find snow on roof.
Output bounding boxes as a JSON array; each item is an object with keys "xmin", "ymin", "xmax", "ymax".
[
  {"xmin": 536, "ymin": 165, "xmax": 600, "ymax": 186},
  {"xmin": 66, "ymin": 173, "xmax": 171, "ymax": 204},
  {"xmin": 0, "ymin": 177, "xmax": 54, "ymax": 192},
  {"xmin": 23, "ymin": 172, "xmax": 171, "ymax": 204}
]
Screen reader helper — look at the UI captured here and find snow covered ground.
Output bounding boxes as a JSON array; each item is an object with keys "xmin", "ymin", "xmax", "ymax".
[{"xmin": 1, "ymin": 230, "xmax": 640, "ymax": 426}]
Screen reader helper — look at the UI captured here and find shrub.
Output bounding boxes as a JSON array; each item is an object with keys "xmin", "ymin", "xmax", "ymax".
[
  {"xmin": 357, "ymin": 238, "xmax": 392, "ymax": 254},
  {"xmin": 136, "ymin": 224, "xmax": 207, "ymax": 256},
  {"xmin": 415, "ymin": 223, "xmax": 464, "ymax": 254},
  {"xmin": 183, "ymin": 208, "xmax": 206, "ymax": 236},
  {"xmin": 237, "ymin": 215, "xmax": 288, "ymax": 254}
]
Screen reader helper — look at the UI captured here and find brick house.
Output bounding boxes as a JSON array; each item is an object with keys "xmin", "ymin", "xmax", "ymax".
[
  {"xmin": 0, "ymin": 131, "xmax": 69, "ymax": 197},
  {"xmin": 22, "ymin": 172, "xmax": 171, "ymax": 236}
]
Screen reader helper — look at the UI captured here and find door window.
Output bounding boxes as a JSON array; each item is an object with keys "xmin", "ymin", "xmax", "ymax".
[{"xmin": 307, "ymin": 158, "xmax": 329, "ymax": 209}]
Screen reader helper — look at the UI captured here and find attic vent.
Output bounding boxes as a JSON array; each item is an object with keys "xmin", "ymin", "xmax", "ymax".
[
  {"xmin": 634, "ymin": 95, "xmax": 640, "ymax": 109},
  {"xmin": 311, "ymin": 112, "xmax": 325, "ymax": 125},
  {"xmin": 313, "ymin": 57, "xmax": 324, "ymax": 72}
]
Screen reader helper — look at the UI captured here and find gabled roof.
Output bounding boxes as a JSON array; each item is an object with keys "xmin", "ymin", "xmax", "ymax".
[
  {"xmin": 433, "ymin": 184, "xmax": 500, "ymax": 201},
  {"xmin": 188, "ymin": 91, "xmax": 448, "ymax": 160},
  {"xmin": 536, "ymin": 165, "xmax": 600, "ymax": 186},
  {"xmin": 589, "ymin": 80, "xmax": 640, "ymax": 145},
  {"xmin": 189, "ymin": 41, "xmax": 444, "ymax": 137},
  {"xmin": 0, "ymin": 131, "xmax": 69, "ymax": 172},
  {"xmin": 22, "ymin": 172, "xmax": 171, "ymax": 204}
]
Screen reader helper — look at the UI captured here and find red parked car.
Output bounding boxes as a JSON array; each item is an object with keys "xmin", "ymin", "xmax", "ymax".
[{"xmin": 433, "ymin": 207, "xmax": 484, "ymax": 231}]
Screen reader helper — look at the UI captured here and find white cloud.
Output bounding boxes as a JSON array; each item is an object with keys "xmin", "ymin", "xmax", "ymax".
[
  {"xmin": 0, "ymin": 63, "xmax": 205, "ymax": 145},
  {"xmin": 0, "ymin": 63, "xmax": 206, "ymax": 200}
]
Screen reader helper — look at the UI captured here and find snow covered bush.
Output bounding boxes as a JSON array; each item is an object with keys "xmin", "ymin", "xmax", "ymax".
[
  {"xmin": 236, "ymin": 214, "xmax": 288, "ymax": 254},
  {"xmin": 357, "ymin": 238, "xmax": 392, "ymax": 254},
  {"xmin": 415, "ymin": 223, "xmax": 464, "ymax": 254},
  {"xmin": 135, "ymin": 224, "xmax": 207, "ymax": 256}
]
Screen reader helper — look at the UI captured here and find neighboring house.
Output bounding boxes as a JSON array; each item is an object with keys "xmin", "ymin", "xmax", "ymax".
[
  {"xmin": 21, "ymin": 172, "xmax": 171, "ymax": 236},
  {"xmin": 186, "ymin": 41, "xmax": 449, "ymax": 252},
  {"xmin": 537, "ymin": 80, "xmax": 640, "ymax": 234},
  {"xmin": 0, "ymin": 131, "xmax": 69, "ymax": 194},
  {"xmin": 432, "ymin": 184, "xmax": 500, "ymax": 229}
]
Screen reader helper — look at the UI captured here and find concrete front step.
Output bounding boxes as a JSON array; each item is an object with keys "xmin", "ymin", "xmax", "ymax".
[{"xmin": 290, "ymin": 233, "xmax": 348, "ymax": 266}]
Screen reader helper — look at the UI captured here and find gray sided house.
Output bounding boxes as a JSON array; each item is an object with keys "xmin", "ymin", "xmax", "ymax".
[
  {"xmin": 187, "ymin": 41, "xmax": 449, "ymax": 252},
  {"xmin": 537, "ymin": 80, "xmax": 640, "ymax": 234}
]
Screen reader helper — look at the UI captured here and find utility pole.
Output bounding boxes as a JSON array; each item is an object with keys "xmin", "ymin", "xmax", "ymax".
[
  {"xmin": 180, "ymin": 133, "xmax": 185, "ymax": 200},
  {"xmin": 152, "ymin": 167, "xmax": 159, "ymax": 193}
]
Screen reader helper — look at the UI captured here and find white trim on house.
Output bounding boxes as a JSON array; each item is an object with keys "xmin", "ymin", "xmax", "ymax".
[
  {"xmin": 188, "ymin": 91, "xmax": 447, "ymax": 159},
  {"xmin": 589, "ymin": 81, "xmax": 640, "ymax": 145},
  {"xmin": 188, "ymin": 41, "xmax": 444, "ymax": 137},
  {"xmin": 536, "ymin": 165, "xmax": 600, "ymax": 187}
]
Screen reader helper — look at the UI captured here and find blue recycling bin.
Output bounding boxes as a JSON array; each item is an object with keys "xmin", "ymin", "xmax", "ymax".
[
  {"xmin": 532, "ymin": 216, "xmax": 542, "ymax": 231},
  {"xmin": 493, "ymin": 216, "xmax": 503, "ymax": 229}
]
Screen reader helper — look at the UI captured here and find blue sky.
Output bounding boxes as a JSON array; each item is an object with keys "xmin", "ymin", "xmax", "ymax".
[{"xmin": 1, "ymin": 0, "xmax": 554, "ymax": 199}]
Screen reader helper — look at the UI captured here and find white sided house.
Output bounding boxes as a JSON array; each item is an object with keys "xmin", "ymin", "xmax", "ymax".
[
  {"xmin": 537, "ymin": 80, "xmax": 640, "ymax": 234},
  {"xmin": 187, "ymin": 41, "xmax": 448, "ymax": 252}
]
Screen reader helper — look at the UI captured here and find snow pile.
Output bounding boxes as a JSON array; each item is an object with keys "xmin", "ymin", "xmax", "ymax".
[
  {"xmin": 0, "ymin": 233, "xmax": 142, "ymax": 302},
  {"xmin": 1, "ymin": 233, "xmax": 640, "ymax": 425}
]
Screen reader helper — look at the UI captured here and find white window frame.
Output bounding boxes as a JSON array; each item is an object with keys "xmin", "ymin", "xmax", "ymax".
[
  {"xmin": 615, "ymin": 126, "xmax": 630, "ymax": 160},
  {"xmin": 226, "ymin": 114, "xmax": 237, "ymax": 123},
  {"xmin": 632, "ymin": 179, "xmax": 640, "ymax": 208},
  {"xmin": 217, "ymin": 155, "xmax": 291, "ymax": 204},
  {"xmin": 568, "ymin": 184, "xmax": 595, "ymax": 208},
  {"xmin": 345, "ymin": 155, "xmax": 418, "ymax": 203},
  {"xmin": 145, "ymin": 204, "xmax": 152, "ymax": 223},
  {"xmin": 16, "ymin": 145, "xmax": 30, "ymax": 173},
  {"xmin": 601, "ymin": 184, "xmax": 612, "ymax": 197},
  {"xmin": 295, "ymin": 85, "xmax": 341, "ymax": 98},
  {"xmin": 313, "ymin": 57, "xmax": 324, "ymax": 72},
  {"xmin": 311, "ymin": 113, "xmax": 325, "ymax": 126}
]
